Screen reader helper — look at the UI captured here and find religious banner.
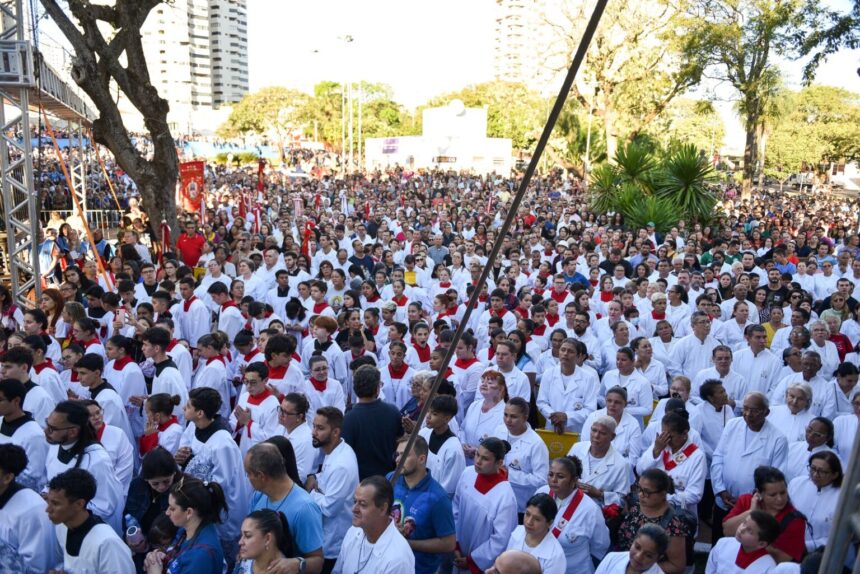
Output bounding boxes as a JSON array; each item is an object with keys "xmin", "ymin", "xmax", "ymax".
[{"xmin": 179, "ymin": 160, "xmax": 205, "ymax": 213}]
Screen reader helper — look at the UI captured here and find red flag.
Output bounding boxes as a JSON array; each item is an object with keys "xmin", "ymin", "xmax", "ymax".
[
  {"xmin": 253, "ymin": 204, "xmax": 262, "ymax": 234},
  {"xmin": 301, "ymin": 221, "xmax": 316, "ymax": 258},
  {"xmin": 179, "ymin": 161, "xmax": 204, "ymax": 213},
  {"xmin": 238, "ymin": 190, "xmax": 248, "ymax": 219},
  {"xmin": 314, "ymin": 193, "xmax": 321, "ymax": 210},
  {"xmin": 257, "ymin": 159, "xmax": 265, "ymax": 192},
  {"xmin": 486, "ymin": 192, "xmax": 494, "ymax": 215}
]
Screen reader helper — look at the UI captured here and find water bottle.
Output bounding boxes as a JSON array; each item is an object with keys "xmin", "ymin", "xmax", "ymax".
[{"xmin": 125, "ymin": 514, "xmax": 144, "ymax": 547}]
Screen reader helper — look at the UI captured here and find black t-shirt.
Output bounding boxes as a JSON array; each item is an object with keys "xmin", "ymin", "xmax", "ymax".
[{"xmin": 342, "ymin": 399, "xmax": 404, "ymax": 480}]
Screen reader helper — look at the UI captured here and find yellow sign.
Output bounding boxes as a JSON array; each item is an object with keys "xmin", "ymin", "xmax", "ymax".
[{"xmin": 536, "ymin": 429, "xmax": 580, "ymax": 459}]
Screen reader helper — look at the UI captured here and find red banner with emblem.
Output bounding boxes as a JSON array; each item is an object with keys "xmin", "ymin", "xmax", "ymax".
[{"xmin": 179, "ymin": 160, "xmax": 205, "ymax": 213}]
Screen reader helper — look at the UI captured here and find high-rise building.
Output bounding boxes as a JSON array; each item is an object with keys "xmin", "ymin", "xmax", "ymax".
[
  {"xmin": 208, "ymin": 0, "xmax": 249, "ymax": 106},
  {"xmin": 492, "ymin": 0, "xmax": 556, "ymax": 90}
]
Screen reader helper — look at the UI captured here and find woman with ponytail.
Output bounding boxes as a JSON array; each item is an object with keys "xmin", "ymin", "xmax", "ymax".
[
  {"xmin": 233, "ymin": 509, "xmax": 296, "ymax": 574},
  {"xmin": 143, "ymin": 475, "xmax": 228, "ymax": 574}
]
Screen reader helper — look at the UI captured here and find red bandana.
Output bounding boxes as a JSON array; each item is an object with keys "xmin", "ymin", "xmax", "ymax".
[
  {"xmin": 393, "ymin": 295, "xmax": 408, "ymax": 307},
  {"xmin": 490, "ymin": 307, "xmax": 507, "ymax": 319},
  {"xmin": 166, "ymin": 339, "xmax": 179, "ymax": 352},
  {"xmin": 34, "ymin": 359, "xmax": 57, "ymax": 374},
  {"xmin": 546, "ymin": 313, "xmax": 559, "ymax": 326},
  {"xmin": 454, "ymin": 357, "xmax": 480, "ymax": 370},
  {"xmin": 474, "ymin": 468, "xmax": 508, "ymax": 495},
  {"xmin": 651, "ymin": 311, "xmax": 666, "ymax": 320},
  {"xmin": 313, "ymin": 301, "xmax": 329, "ymax": 314},
  {"xmin": 551, "ymin": 291, "xmax": 569, "ymax": 303},
  {"xmin": 388, "ymin": 363, "xmax": 409, "ymax": 379},
  {"xmin": 662, "ymin": 443, "xmax": 698, "ymax": 471},
  {"xmin": 206, "ymin": 355, "xmax": 226, "ymax": 366},
  {"xmin": 310, "ymin": 377, "xmax": 327, "ymax": 392},
  {"xmin": 96, "ymin": 425, "xmax": 105, "ymax": 442},
  {"xmin": 84, "ymin": 338, "xmax": 101, "ymax": 349},
  {"xmin": 600, "ymin": 291, "xmax": 614, "ymax": 302},
  {"xmin": 158, "ymin": 416, "xmax": 178, "ymax": 431},
  {"xmin": 412, "ymin": 343, "xmax": 431, "ymax": 362},
  {"xmin": 533, "ymin": 324, "xmax": 547, "ymax": 337},
  {"xmin": 243, "ymin": 348, "xmax": 260, "ymax": 362},
  {"xmin": 438, "ymin": 282, "xmax": 451, "ymax": 288},
  {"xmin": 735, "ymin": 546, "xmax": 769, "ymax": 569},
  {"xmin": 182, "ymin": 295, "xmax": 198, "ymax": 312},
  {"xmin": 265, "ymin": 361, "xmax": 287, "ymax": 380},
  {"xmin": 442, "ymin": 367, "xmax": 453, "ymax": 379},
  {"xmin": 112, "ymin": 356, "xmax": 134, "ymax": 370},
  {"xmin": 247, "ymin": 389, "xmax": 273, "ymax": 406}
]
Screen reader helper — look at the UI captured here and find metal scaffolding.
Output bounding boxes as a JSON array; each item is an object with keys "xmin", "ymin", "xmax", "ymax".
[{"xmin": 0, "ymin": 0, "xmax": 93, "ymax": 306}]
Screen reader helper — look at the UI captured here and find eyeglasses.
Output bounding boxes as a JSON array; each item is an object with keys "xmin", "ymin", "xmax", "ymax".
[
  {"xmin": 742, "ymin": 406, "xmax": 765, "ymax": 414},
  {"xmin": 311, "ymin": 366, "xmax": 328, "ymax": 373},
  {"xmin": 808, "ymin": 465, "xmax": 832, "ymax": 476},
  {"xmin": 638, "ymin": 486, "xmax": 662, "ymax": 497},
  {"xmin": 45, "ymin": 422, "xmax": 76, "ymax": 433},
  {"xmin": 805, "ymin": 428, "xmax": 826, "ymax": 439},
  {"xmin": 243, "ymin": 378, "xmax": 262, "ymax": 386},
  {"xmin": 278, "ymin": 407, "xmax": 299, "ymax": 417}
]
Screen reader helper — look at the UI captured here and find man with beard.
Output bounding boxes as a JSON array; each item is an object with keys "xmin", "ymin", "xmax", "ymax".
[{"xmin": 307, "ymin": 406, "xmax": 359, "ymax": 574}]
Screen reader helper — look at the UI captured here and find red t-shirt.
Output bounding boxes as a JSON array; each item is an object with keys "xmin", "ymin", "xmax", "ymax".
[
  {"xmin": 724, "ymin": 493, "xmax": 806, "ymax": 562},
  {"xmin": 177, "ymin": 232, "xmax": 205, "ymax": 267}
]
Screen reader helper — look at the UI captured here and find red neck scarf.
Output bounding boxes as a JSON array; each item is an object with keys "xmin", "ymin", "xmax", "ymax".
[
  {"xmin": 166, "ymin": 339, "xmax": 179, "ymax": 352},
  {"xmin": 478, "ymin": 294, "xmax": 488, "ymax": 303},
  {"xmin": 546, "ymin": 313, "xmax": 559, "ymax": 326},
  {"xmin": 310, "ymin": 377, "xmax": 327, "ymax": 392},
  {"xmin": 490, "ymin": 307, "xmax": 507, "ymax": 318},
  {"xmin": 244, "ymin": 348, "xmax": 260, "ymax": 362},
  {"xmin": 221, "ymin": 300, "xmax": 238, "ymax": 311},
  {"xmin": 652, "ymin": 310, "xmax": 666, "ymax": 320},
  {"xmin": 206, "ymin": 355, "xmax": 226, "ymax": 366},
  {"xmin": 600, "ymin": 290, "xmax": 614, "ymax": 302},
  {"xmin": 34, "ymin": 359, "xmax": 56, "ymax": 374},
  {"xmin": 158, "ymin": 416, "xmax": 179, "ymax": 431},
  {"xmin": 393, "ymin": 295, "xmax": 408, "ymax": 306},
  {"xmin": 265, "ymin": 361, "xmax": 287, "ymax": 380},
  {"xmin": 454, "ymin": 357, "xmax": 479, "ymax": 370},
  {"xmin": 474, "ymin": 468, "xmax": 508, "ymax": 494},
  {"xmin": 112, "ymin": 356, "xmax": 134, "ymax": 370},
  {"xmin": 247, "ymin": 389, "xmax": 273, "ymax": 406},
  {"xmin": 412, "ymin": 342, "xmax": 431, "ymax": 362},
  {"xmin": 84, "ymin": 338, "xmax": 100, "ymax": 349},
  {"xmin": 388, "ymin": 362, "xmax": 409, "ymax": 379},
  {"xmin": 533, "ymin": 324, "xmax": 547, "ymax": 336},
  {"xmin": 735, "ymin": 546, "xmax": 769, "ymax": 569},
  {"xmin": 183, "ymin": 295, "xmax": 198, "ymax": 312},
  {"xmin": 313, "ymin": 301, "xmax": 329, "ymax": 314},
  {"xmin": 96, "ymin": 424, "xmax": 105, "ymax": 442},
  {"xmin": 550, "ymin": 290, "xmax": 568, "ymax": 303}
]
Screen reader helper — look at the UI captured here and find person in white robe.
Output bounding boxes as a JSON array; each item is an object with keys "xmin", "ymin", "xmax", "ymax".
[
  {"xmin": 277, "ymin": 392, "xmax": 317, "ymax": 483},
  {"xmin": 705, "ymin": 513, "xmax": 779, "ymax": 574},
  {"xmin": 74, "ymin": 353, "xmax": 134, "ymax": 446},
  {"xmin": 581, "ymin": 388, "xmax": 643, "ymax": 463},
  {"xmin": 693, "ymin": 380, "xmax": 735, "ymax": 462},
  {"xmin": 593, "ymin": 523, "xmax": 667, "ymax": 574},
  {"xmin": 379, "ymin": 342, "xmax": 415, "ymax": 409},
  {"xmin": 636, "ymin": 411, "xmax": 707, "ymax": 514},
  {"xmin": 505, "ymin": 493, "xmax": 567, "ymax": 574},
  {"xmin": 788, "ymin": 450, "xmax": 842, "ymax": 553},
  {"xmin": 46, "ymin": 468, "xmax": 134, "ymax": 574},
  {"xmin": 141, "ymin": 327, "xmax": 188, "ymax": 422},
  {"xmin": 769, "ymin": 351, "xmax": 828, "ymax": 416},
  {"xmin": 833, "ymin": 396, "xmax": 860, "ymax": 465},
  {"xmin": 44, "ymin": 402, "xmax": 124, "ymax": 532},
  {"xmin": 452, "ymin": 438, "xmax": 518, "ymax": 573},
  {"xmin": 0, "ymin": 379, "xmax": 48, "ymax": 491},
  {"xmin": 459, "ymin": 370, "xmax": 507, "ymax": 466},
  {"xmin": 418, "ymin": 394, "xmax": 466, "ymax": 497},
  {"xmin": 176, "ymin": 387, "xmax": 250, "ymax": 562},
  {"xmin": 568, "ymin": 416, "xmax": 633, "ymax": 507},
  {"xmin": 176, "ymin": 277, "xmax": 211, "ymax": 349},
  {"xmin": 1, "ymin": 346, "xmax": 54, "ymax": 428},
  {"xmin": 711, "ymin": 392, "xmax": 788, "ymax": 528},
  {"xmin": 0, "ymin": 443, "xmax": 61, "ymax": 574},
  {"xmin": 229, "ymin": 362, "xmax": 281, "ymax": 455},
  {"xmin": 104, "ymin": 335, "xmax": 147, "ymax": 440},
  {"xmin": 599, "ymin": 348, "xmax": 654, "ymax": 427},
  {"xmin": 784, "ymin": 416, "xmax": 836, "ymax": 483},
  {"xmin": 140, "ymin": 393, "xmax": 183, "ymax": 456},
  {"xmin": 306, "ymin": 406, "xmax": 360, "ymax": 566},
  {"xmin": 536, "ymin": 339, "xmax": 599, "ymax": 433},
  {"xmin": 300, "ymin": 356, "xmax": 346, "ymax": 426},
  {"xmin": 84, "ymin": 401, "xmax": 134, "ymax": 492},
  {"xmin": 767, "ymin": 382, "xmax": 817, "ymax": 443},
  {"xmin": 536, "ymin": 456, "xmax": 611, "ymax": 574},
  {"xmin": 491, "ymin": 398, "xmax": 549, "ymax": 512},
  {"xmin": 192, "ymin": 335, "xmax": 232, "ymax": 420}
]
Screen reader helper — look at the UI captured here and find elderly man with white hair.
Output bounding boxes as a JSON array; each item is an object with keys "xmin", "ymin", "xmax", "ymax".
[
  {"xmin": 766, "ymin": 382, "xmax": 817, "ymax": 443},
  {"xmin": 567, "ymin": 415, "xmax": 633, "ymax": 506},
  {"xmin": 769, "ymin": 351, "xmax": 828, "ymax": 416},
  {"xmin": 710, "ymin": 391, "xmax": 788, "ymax": 542}
]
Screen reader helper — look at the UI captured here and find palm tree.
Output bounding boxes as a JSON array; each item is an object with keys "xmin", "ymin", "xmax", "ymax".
[{"xmin": 655, "ymin": 144, "xmax": 718, "ymax": 224}]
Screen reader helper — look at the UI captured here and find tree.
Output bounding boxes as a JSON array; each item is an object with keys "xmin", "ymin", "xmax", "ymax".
[
  {"xmin": 418, "ymin": 82, "xmax": 548, "ymax": 150},
  {"xmin": 645, "ymin": 99, "xmax": 725, "ymax": 158},
  {"xmin": 547, "ymin": 103, "xmax": 607, "ymax": 177},
  {"xmin": 39, "ymin": 0, "xmax": 179, "ymax": 238},
  {"xmin": 548, "ymin": 0, "xmax": 705, "ymax": 160},
  {"xmin": 765, "ymin": 86, "xmax": 860, "ymax": 182},
  {"xmin": 799, "ymin": 0, "xmax": 860, "ymax": 82},
  {"xmin": 219, "ymin": 87, "xmax": 309, "ymax": 165},
  {"xmin": 686, "ymin": 0, "xmax": 817, "ymax": 195}
]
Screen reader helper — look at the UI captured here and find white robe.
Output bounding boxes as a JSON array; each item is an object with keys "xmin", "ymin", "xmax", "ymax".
[
  {"xmin": 176, "ymin": 297, "xmax": 211, "ymax": 348},
  {"xmin": 333, "ymin": 521, "xmax": 415, "ymax": 574},
  {"xmin": 45, "ymin": 443, "xmax": 124, "ymax": 532},
  {"xmin": 599, "ymin": 370, "xmax": 654, "ymax": 426},
  {"xmin": 192, "ymin": 359, "xmax": 231, "ymax": 420},
  {"xmin": 452, "ymin": 467, "xmax": 518, "ymax": 572},
  {"xmin": 492, "ymin": 426, "xmax": 549, "ymax": 512},
  {"xmin": 784, "ymin": 443, "xmax": 834, "ymax": 484},
  {"xmin": 459, "ymin": 399, "xmax": 505, "ymax": 464},
  {"xmin": 693, "ymin": 401, "xmax": 734, "ymax": 460},
  {"xmin": 90, "ymin": 384, "xmax": 134, "ymax": 447},
  {"xmin": 594, "ymin": 551, "xmax": 663, "ymax": 574},
  {"xmin": 788, "ymin": 476, "xmax": 839, "ymax": 552},
  {"xmin": 711, "ymin": 419, "xmax": 788, "ymax": 508},
  {"xmin": 98, "ymin": 424, "xmax": 134, "ymax": 492},
  {"xmin": 766, "ymin": 405, "xmax": 815, "ymax": 443},
  {"xmin": 229, "ymin": 391, "xmax": 281, "ymax": 455},
  {"xmin": 379, "ymin": 363, "xmax": 416, "ymax": 410},
  {"xmin": 834, "ymin": 414, "xmax": 858, "ymax": 465},
  {"xmin": 151, "ymin": 360, "xmax": 188, "ymax": 421},
  {"xmin": 536, "ymin": 365, "xmax": 599, "ymax": 433},
  {"xmin": 23, "ymin": 383, "xmax": 53, "ymax": 429},
  {"xmin": 0, "ymin": 485, "xmax": 60, "ymax": 573},
  {"xmin": 567, "ymin": 442, "xmax": 632, "ymax": 507},
  {"xmin": 54, "ymin": 519, "xmax": 134, "ymax": 574},
  {"xmin": 0, "ymin": 415, "xmax": 47, "ymax": 491},
  {"xmin": 300, "ymin": 378, "xmax": 346, "ymax": 426},
  {"xmin": 536, "ymin": 485, "xmax": 611, "ymax": 574},
  {"xmin": 705, "ymin": 536, "xmax": 777, "ymax": 574},
  {"xmin": 581, "ymin": 409, "xmax": 643, "ymax": 462},
  {"xmin": 308, "ymin": 439, "xmax": 360, "ymax": 559},
  {"xmin": 179, "ymin": 423, "xmax": 251, "ymax": 543},
  {"xmin": 283, "ymin": 422, "xmax": 316, "ymax": 482},
  {"xmin": 506, "ymin": 525, "xmax": 567, "ymax": 574},
  {"xmin": 419, "ymin": 427, "xmax": 465, "ymax": 497},
  {"xmin": 31, "ymin": 363, "xmax": 66, "ymax": 405},
  {"xmin": 636, "ymin": 440, "xmax": 708, "ymax": 513},
  {"xmin": 104, "ymin": 359, "xmax": 146, "ymax": 440},
  {"xmin": 166, "ymin": 342, "xmax": 194, "ymax": 388}
]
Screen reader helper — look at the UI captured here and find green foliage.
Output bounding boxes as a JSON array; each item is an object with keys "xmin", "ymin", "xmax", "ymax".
[
  {"xmin": 654, "ymin": 144, "xmax": 718, "ymax": 223},
  {"xmin": 213, "ymin": 152, "xmax": 261, "ymax": 165},
  {"xmin": 418, "ymin": 81, "xmax": 547, "ymax": 150},
  {"xmin": 765, "ymin": 86, "xmax": 860, "ymax": 180},
  {"xmin": 644, "ymin": 98, "xmax": 725, "ymax": 157},
  {"xmin": 549, "ymin": 104, "xmax": 607, "ymax": 175},
  {"xmin": 589, "ymin": 142, "xmax": 715, "ymax": 230},
  {"xmin": 799, "ymin": 0, "xmax": 860, "ymax": 82}
]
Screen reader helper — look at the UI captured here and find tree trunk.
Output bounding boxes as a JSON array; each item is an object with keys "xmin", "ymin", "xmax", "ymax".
[
  {"xmin": 604, "ymin": 105, "xmax": 618, "ymax": 164},
  {"xmin": 742, "ymin": 119, "xmax": 758, "ymax": 200}
]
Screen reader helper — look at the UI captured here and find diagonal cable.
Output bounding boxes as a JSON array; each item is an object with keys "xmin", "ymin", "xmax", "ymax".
[{"xmin": 391, "ymin": 0, "xmax": 611, "ymax": 483}]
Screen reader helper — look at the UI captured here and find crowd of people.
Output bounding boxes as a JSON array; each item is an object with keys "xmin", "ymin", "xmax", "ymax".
[{"xmin": 1, "ymin": 156, "xmax": 859, "ymax": 574}]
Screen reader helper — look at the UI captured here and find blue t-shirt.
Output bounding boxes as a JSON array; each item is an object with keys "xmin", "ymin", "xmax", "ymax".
[
  {"xmin": 387, "ymin": 470, "xmax": 455, "ymax": 574},
  {"xmin": 249, "ymin": 486, "xmax": 324, "ymax": 555},
  {"xmin": 166, "ymin": 523, "xmax": 224, "ymax": 574}
]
